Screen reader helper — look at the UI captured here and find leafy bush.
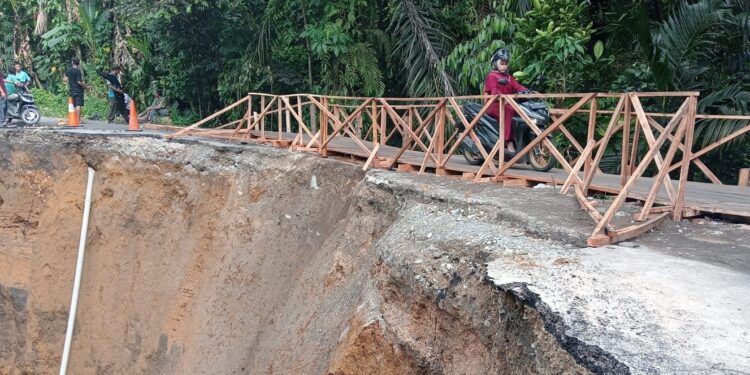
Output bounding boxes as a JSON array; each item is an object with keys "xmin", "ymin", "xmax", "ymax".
[
  {"xmin": 513, "ymin": 0, "xmax": 604, "ymax": 93},
  {"xmin": 169, "ymin": 109, "xmax": 201, "ymax": 126},
  {"xmin": 32, "ymin": 88, "xmax": 110, "ymax": 120}
]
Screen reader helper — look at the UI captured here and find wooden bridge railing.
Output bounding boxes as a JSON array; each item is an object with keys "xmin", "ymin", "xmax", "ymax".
[{"xmin": 166, "ymin": 92, "xmax": 750, "ymax": 246}]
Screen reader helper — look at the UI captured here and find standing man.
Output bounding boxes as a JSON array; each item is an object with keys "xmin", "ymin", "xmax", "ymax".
[
  {"xmin": 64, "ymin": 58, "xmax": 86, "ymax": 121},
  {"xmin": 99, "ymin": 65, "xmax": 129, "ymax": 123},
  {"xmin": 13, "ymin": 62, "xmax": 31, "ymax": 91},
  {"xmin": 0, "ymin": 67, "xmax": 7, "ymax": 126}
]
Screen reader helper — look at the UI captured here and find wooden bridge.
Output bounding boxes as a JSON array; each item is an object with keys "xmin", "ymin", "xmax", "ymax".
[{"xmin": 165, "ymin": 92, "xmax": 750, "ymax": 246}]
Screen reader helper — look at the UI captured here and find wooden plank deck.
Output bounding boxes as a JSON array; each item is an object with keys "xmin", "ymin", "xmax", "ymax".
[{"xmin": 242, "ymin": 130, "xmax": 750, "ymax": 219}]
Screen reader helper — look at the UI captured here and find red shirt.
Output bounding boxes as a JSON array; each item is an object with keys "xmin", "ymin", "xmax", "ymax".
[
  {"xmin": 484, "ymin": 70, "xmax": 527, "ymax": 118},
  {"xmin": 0, "ymin": 75, "xmax": 6, "ymax": 96}
]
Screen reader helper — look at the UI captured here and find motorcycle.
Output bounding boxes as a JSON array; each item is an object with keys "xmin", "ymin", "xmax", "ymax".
[
  {"xmin": 4, "ymin": 86, "xmax": 41, "ymax": 126},
  {"xmin": 455, "ymin": 90, "xmax": 555, "ymax": 172}
]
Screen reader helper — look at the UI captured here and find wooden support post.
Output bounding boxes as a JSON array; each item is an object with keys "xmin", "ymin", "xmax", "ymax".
[
  {"xmin": 628, "ymin": 119, "xmax": 640, "ymax": 174},
  {"xmin": 407, "ymin": 107, "xmax": 413, "ymax": 146},
  {"xmin": 357, "ymin": 112, "xmax": 366, "ymax": 138},
  {"xmin": 276, "ymin": 98, "xmax": 282, "ymax": 139},
  {"xmin": 436, "ymin": 104, "xmax": 446, "ymax": 165},
  {"xmin": 739, "ymin": 168, "xmax": 750, "ymax": 187},
  {"xmin": 380, "ymin": 104, "xmax": 387, "ymax": 145},
  {"xmin": 584, "ymin": 95, "xmax": 597, "ymax": 194},
  {"xmin": 371, "ymin": 102, "xmax": 378, "ymax": 144},
  {"xmin": 260, "ymin": 96, "xmax": 266, "ymax": 139},
  {"xmin": 320, "ymin": 97, "xmax": 328, "ymax": 157},
  {"xmin": 285, "ymin": 98, "xmax": 292, "ymax": 134},
  {"xmin": 237, "ymin": 95, "xmax": 252, "ymax": 136},
  {"xmin": 297, "ymin": 98, "xmax": 303, "ymax": 145},
  {"xmin": 311, "ymin": 102, "xmax": 317, "ymax": 134},
  {"xmin": 498, "ymin": 96, "xmax": 506, "ymax": 173},
  {"xmin": 621, "ymin": 97, "xmax": 631, "ymax": 186},
  {"xmin": 673, "ymin": 95, "xmax": 697, "ymax": 221}
]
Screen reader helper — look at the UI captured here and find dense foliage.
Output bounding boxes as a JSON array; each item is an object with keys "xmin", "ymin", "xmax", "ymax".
[{"xmin": 1, "ymin": 0, "xmax": 748, "ymax": 181}]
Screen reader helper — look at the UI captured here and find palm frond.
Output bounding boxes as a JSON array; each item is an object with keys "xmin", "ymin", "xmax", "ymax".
[
  {"xmin": 389, "ymin": 0, "xmax": 456, "ymax": 97},
  {"xmin": 694, "ymin": 84, "xmax": 750, "ymax": 149},
  {"xmin": 507, "ymin": 0, "xmax": 533, "ymax": 16},
  {"xmin": 653, "ymin": 0, "xmax": 727, "ymax": 72},
  {"xmin": 342, "ymin": 43, "xmax": 386, "ymax": 96}
]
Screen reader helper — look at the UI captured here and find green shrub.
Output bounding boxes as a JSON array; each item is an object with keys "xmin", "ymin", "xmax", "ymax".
[
  {"xmin": 32, "ymin": 88, "xmax": 111, "ymax": 120},
  {"xmin": 170, "ymin": 109, "xmax": 201, "ymax": 126}
]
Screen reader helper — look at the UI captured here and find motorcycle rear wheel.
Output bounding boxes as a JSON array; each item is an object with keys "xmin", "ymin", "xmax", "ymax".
[{"xmin": 528, "ymin": 140, "xmax": 555, "ymax": 172}]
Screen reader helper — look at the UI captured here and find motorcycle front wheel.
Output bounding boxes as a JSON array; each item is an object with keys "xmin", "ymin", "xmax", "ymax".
[
  {"xmin": 528, "ymin": 139, "xmax": 555, "ymax": 172},
  {"xmin": 21, "ymin": 107, "xmax": 41, "ymax": 126},
  {"xmin": 463, "ymin": 148, "xmax": 485, "ymax": 165}
]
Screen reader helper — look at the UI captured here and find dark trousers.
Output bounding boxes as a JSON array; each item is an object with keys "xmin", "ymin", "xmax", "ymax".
[
  {"xmin": 108, "ymin": 97, "xmax": 129, "ymax": 123},
  {"xmin": 0, "ymin": 97, "xmax": 6, "ymax": 123}
]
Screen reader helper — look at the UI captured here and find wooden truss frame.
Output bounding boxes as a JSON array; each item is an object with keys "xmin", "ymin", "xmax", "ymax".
[{"xmin": 165, "ymin": 91, "xmax": 750, "ymax": 246}]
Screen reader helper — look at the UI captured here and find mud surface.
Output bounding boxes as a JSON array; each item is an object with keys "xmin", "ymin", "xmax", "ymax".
[{"xmin": 2, "ymin": 129, "xmax": 748, "ymax": 374}]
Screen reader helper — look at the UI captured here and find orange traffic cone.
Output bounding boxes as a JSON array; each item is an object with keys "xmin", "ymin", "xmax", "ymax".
[
  {"xmin": 127, "ymin": 99, "xmax": 142, "ymax": 132},
  {"xmin": 67, "ymin": 97, "xmax": 80, "ymax": 127}
]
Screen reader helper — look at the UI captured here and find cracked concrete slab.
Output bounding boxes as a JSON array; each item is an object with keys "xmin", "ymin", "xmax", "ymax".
[{"xmin": 487, "ymin": 245, "xmax": 750, "ymax": 374}]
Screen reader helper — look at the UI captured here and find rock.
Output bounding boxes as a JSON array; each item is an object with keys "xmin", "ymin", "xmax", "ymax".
[
  {"xmin": 619, "ymin": 241, "xmax": 638, "ymax": 248},
  {"xmin": 310, "ymin": 175, "xmax": 319, "ymax": 190}
]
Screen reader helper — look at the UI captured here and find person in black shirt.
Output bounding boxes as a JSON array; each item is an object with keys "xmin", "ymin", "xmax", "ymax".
[
  {"xmin": 64, "ymin": 58, "xmax": 87, "ymax": 121},
  {"xmin": 99, "ymin": 65, "xmax": 129, "ymax": 123}
]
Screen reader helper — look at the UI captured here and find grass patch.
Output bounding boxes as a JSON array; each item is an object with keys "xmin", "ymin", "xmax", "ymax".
[{"xmin": 32, "ymin": 88, "xmax": 111, "ymax": 120}]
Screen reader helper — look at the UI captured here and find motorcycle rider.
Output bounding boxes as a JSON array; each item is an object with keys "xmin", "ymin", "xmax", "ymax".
[
  {"xmin": 483, "ymin": 48, "xmax": 527, "ymax": 152},
  {"xmin": 13, "ymin": 62, "xmax": 31, "ymax": 91}
]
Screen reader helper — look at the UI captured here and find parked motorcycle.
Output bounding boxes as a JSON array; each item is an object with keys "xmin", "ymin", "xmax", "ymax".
[
  {"xmin": 4, "ymin": 87, "xmax": 41, "ymax": 126},
  {"xmin": 455, "ymin": 91, "xmax": 555, "ymax": 172}
]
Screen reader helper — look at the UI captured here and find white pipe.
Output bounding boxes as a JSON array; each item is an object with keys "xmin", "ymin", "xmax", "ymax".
[{"xmin": 59, "ymin": 167, "xmax": 95, "ymax": 375}]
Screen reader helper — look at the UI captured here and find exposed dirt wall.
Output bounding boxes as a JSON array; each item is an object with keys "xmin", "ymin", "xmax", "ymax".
[{"xmin": 0, "ymin": 132, "xmax": 611, "ymax": 374}]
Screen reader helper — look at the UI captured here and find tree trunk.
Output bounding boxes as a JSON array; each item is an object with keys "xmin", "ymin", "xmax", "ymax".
[
  {"xmin": 66, "ymin": 0, "xmax": 80, "ymax": 22},
  {"xmin": 300, "ymin": 1, "xmax": 314, "ymax": 88},
  {"xmin": 34, "ymin": 0, "xmax": 49, "ymax": 36},
  {"xmin": 652, "ymin": 0, "xmax": 664, "ymax": 22}
]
